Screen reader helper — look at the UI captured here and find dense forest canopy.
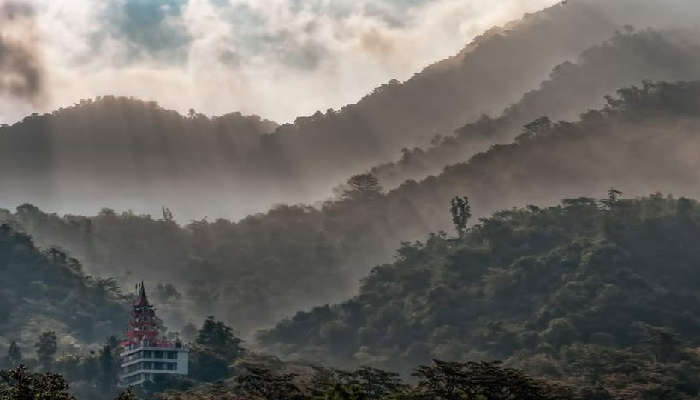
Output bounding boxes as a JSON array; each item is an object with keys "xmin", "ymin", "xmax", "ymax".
[
  {"xmin": 258, "ymin": 193, "xmax": 700, "ymax": 398},
  {"xmin": 0, "ymin": 224, "xmax": 127, "ymax": 350}
]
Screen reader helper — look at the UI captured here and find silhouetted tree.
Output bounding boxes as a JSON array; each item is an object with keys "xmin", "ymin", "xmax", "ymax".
[
  {"xmin": 412, "ymin": 360, "xmax": 574, "ymax": 400},
  {"xmin": 114, "ymin": 388, "xmax": 139, "ymax": 400},
  {"xmin": 343, "ymin": 174, "xmax": 383, "ymax": 202},
  {"xmin": 450, "ymin": 196, "xmax": 471, "ymax": 238},
  {"xmin": 6, "ymin": 342, "xmax": 21, "ymax": 367},
  {"xmin": 189, "ymin": 317, "xmax": 244, "ymax": 382},
  {"xmin": 601, "ymin": 188, "xmax": 624, "ymax": 209},
  {"xmin": 195, "ymin": 317, "xmax": 244, "ymax": 361},
  {"xmin": 515, "ymin": 116, "xmax": 552, "ymax": 143},
  {"xmin": 236, "ymin": 367, "xmax": 303, "ymax": 400},
  {"xmin": 98, "ymin": 343, "xmax": 118, "ymax": 392},
  {"xmin": 35, "ymin": 331, "xmax": 57, "ymax": 370},
  {"xmin": 0, "ymin": 365, "xmax": 75, "ymax": 399}
]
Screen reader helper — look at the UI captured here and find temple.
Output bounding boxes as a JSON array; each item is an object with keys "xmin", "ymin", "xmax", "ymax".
[{"xmin": 119, "ymin": 282, "xmax": 189, "ymax": 386}]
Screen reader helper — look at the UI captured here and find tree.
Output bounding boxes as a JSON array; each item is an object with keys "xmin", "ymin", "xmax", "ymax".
[
  {"xmin": 161, "ymin": 207, "xmax": 174, "ymax": 222},
  {"xmin": 411, "ymin": 360, "xmax": 574, "ymax": 400},
  {"xmin": 515, "ymin": 116, "xmax": 552, "ymax": 143},
  {"xmin": 342, "ymin": 174, "xmax": 383, "ymax": 202},
  {"xmin": 236, "ymin": 367, "xmax": 304, "ymax": 400},
  {"xmin": 677, "ymin": 197, "xmax": 693, "ymax": 218},
  {"xmin": 98, "ymin": 343, "xmax": 118, "ymax": 392},
  {"xmin": 113, "ymin": 388, "xmax": 139, "ymax": 400},
  {"xmin": 6, "ymin": 342, "xmax": 21, "ymax": 367},
  {"xmin": 189, "ymin": 317, "xmax": 245, "ymax": 382},
  {"xmin": 450, "ymin": 197, "xmax": 471, "ymax": 239},
  {"xmin": 195, "ymin": 316, "xmax": 244, "ymax": 361},
  {"xmin": 35, "ymin": 332, "xmax": 57, "ymax": 370},
  {"xmin": 601, "ymin": 188, "xmax": 623, "ymax": 209},
  {"xmin": 0, "ymin": 365, "xmax": 76, "ymax": 400},
  {"xmin": 641, "ymin": 325, "xmax": 683, "ymax": 363},
  {"xmin": 349, "ymin": 366, "xmax": 405, "ymax": 399}
]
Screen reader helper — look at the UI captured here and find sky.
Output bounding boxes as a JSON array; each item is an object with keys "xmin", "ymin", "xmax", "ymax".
[{"xmin": 0, "ymin": 0, "xmax": 557, "ymax": 124}]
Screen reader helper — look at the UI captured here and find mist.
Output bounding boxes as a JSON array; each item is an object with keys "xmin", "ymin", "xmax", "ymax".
[{"xmin": 4, "ymin": 0, "xmax": 700, "ymax": 223}]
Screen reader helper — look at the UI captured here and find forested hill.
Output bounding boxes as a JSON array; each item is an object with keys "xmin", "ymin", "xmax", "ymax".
[
  {"xmin": 0, "ymin": 97, "xmax": 278, "ymax": 220},
  {"xmin": 371, "ymin": 28, "xmax": 700, "ymax": 189},
  {"xmin": 258, "ymin": 194, "xmax": 700, "ymax": 398},
  {"xmin": 0, "ymin": 223, "xmax": 127, "ymax": 351},
  {"xmin": 1, "ymin": 0, "xmax": 697, "ymax": 220},
  {"xmin": 7, "ymin": 80, "xmax": 700, "ymax": 341}
]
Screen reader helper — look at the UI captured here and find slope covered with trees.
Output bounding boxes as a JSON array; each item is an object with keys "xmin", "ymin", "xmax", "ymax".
[
  {"xmin": 258, "ymin": 194, "xmax": 700, "ymax": 399},
  {"xmin": 0, "ymin": 97, "xmax": 278, "ymax": 220},
  {"xmin": 7, "ymin": 80, "xmax": 700, "ymax": 339},
  {"xmin": 0, "ymin": 224, "xmax": 128, "ymax": 352},
  {"xmin": 372, "ymin": 28, "xmax": 700, "ymax": 188}
]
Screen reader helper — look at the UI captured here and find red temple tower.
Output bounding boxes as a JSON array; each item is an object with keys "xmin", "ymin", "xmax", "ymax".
[
  {"xmin": 122, "ymin": 282, "xmax": 161, "ymax": 347},
  {"xmin": 120, "ymin": 282, "xmax": 188, "ymax": 386}
]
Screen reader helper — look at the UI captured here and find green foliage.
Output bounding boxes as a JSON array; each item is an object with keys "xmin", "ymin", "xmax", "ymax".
[
  {"xmin": 113, "ymin": 389, "xmax": 139, "ymax": 400},
  {"xmin": 236, "ymin": 367, "xmax": 304, "ymax": 400},
  {"xmin": 34, "ymin": 332, "xmax": 57, "ymax": 370},
  {"xmin": 343, "ymin": 174, "xmax": 383, "ymax": 202},
  {"xmin": 0, "ymin": 365, "xmax": 75, "ymax": 400},
  {"xmin": 158, "ymin": 360, "xmax": 577, "ymax": 400},
  {"xmin": 5, "ymin": 343, "xmax": 21, "ymax": 368},
  {"xmin": 98, "ymin": 343, "xmax": 118, "ymax": 392},
  {"xmin": 195, "ymin": 317, "xmax": 244, "ymax": 360},
  {"xmin": 12, "ymin": 74, "xmax": 700, "ymax": 346},
  {"xmin": 260, "ymin": 194, "xmax": 700, "ymax": 398},
  {"xmin": 0, "ymin": 225, "xmax": 128, "ymax": 345},
  {"xmin": 189, "ymin": 317, "xmax": 244, "ymax": 382},
  {"xmin": 450, "ymin": 197, "xmax": 471, "ymax": 238},
  {"xmin": 409, "ymin": 360, "xmax": 574, "ymax": 400}
]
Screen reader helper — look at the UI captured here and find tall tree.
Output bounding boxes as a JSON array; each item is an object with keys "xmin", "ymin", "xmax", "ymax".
[
  {"xmin": 99, "ymin": 343, "xmax": 118, "ymax": 392},
  {"xmin": 342, "ymin": 174, "xmax": 383, "ymax": 202},
  {"xmin": 6, "ymin": 342, "xmax": 21, "ymax": 367},
  {"xmin": 35, "ymin": 331, "xmax": 57, "ymax": 370},
  {"xmin": 450, "ymin": 196, "xmax": 471, "ymax": 238},
  {"xmin": 195, "ymin": 316, "xmax": 244, "ymax": 361},
  {"xmin": 601, "ymin": 188, "xmax": 624, "ymax": 209},
  {"xmin": 190, "ymin": 317, "xmax": 245, "ymax": 382}
]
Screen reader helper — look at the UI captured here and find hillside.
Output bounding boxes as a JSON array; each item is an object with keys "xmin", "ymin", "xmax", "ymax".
[
  {"xmin": 7, "ymin": 80, "xmax": 700, "ymax": 340},
  {"xmin": 1, "ymin": 0, "xmax": 696, "ymax": 220},
  {"xmin": 0, "ymin": 223, "xmax": 128, "ymax": 351},
  {"xmin": 0, "ymin": 98, "xmax": 278, "ymax": 220},
  {"xmin": 372, "ymin": 28, "xmax": 700, "ymax": 188},
  {"xmin": 257, "ymin": 194, "xmax": 700, "ymax": 398}
]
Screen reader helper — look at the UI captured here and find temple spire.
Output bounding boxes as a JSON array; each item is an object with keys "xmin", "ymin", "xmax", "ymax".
[
  {"xmin": 135, "ymin": 281, "xmax": 150, "ymax": 307},
  {"xmin": 122, "ymin": 281, "xmax": 159, "ymax": 347}
]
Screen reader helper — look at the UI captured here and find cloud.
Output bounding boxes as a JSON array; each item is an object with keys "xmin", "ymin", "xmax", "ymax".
[
  {"xmin": 0, "ymin": 1, "xmax": 44, "ymax": 103},
  {"xmin": 99, "ymin": 0, "xmax": 191, "ymax": 62},
  {"xmin": 0, "ymin": 0, "xmax": 560, "ymax": 124}
]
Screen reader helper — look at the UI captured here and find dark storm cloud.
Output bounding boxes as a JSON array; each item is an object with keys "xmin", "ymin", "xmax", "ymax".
[{"xmin": 0, "ymin": 1, "xmax": 43, "ymax": 102}]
